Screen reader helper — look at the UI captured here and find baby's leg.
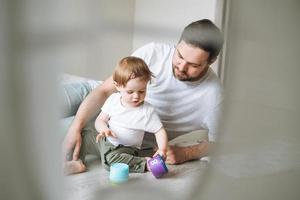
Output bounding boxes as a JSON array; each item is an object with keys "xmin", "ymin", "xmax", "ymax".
[
  {"xmin": 64, "ymin": 160, "xmax": 86, "ymax": 175},
  {"xmin": 145, "ymin": 157, "xmax": 152, "ymax": 171},
  {"xmin": 105, "ymin": 146, "xmax": 148, "ymax": 173}
]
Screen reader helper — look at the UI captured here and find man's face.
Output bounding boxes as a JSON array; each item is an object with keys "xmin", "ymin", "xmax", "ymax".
[{"xmin": 172, "ymin": 40, "xmax": 214, "ymax": 82}]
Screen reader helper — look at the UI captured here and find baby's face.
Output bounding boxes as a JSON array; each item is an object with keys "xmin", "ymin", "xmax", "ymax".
[{"xmin": 117, "ymin": 77, "xmax": 148, "ymax": 108}]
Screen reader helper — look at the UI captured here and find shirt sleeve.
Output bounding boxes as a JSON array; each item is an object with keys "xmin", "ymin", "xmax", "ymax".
[
  {"xmin": 131, "ymin": 42, "xmax": 155, "ymax": 66},
  {"xmin": 143, "ymin": 103, "xmax": 163, "ymax": 133},
  {"xmin": 203, "ymin": 99, "xmax": 224, "ymax": 142},
  {"xmin": 101, "ymin": 94, "xmax": 114, "ymax": 115},
  {"xmin": 202, "ymin": 78, "xmax": 224, "ymax": 141}
]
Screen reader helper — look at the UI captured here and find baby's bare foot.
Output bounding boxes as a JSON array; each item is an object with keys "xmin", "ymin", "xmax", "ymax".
[
  {"xmin": 64, "ymin": 160, "xmax": 86, "ymax": 175},
  {"xmin": 145, "ymin": 157, "xmax": 151, "ymax": 172}
]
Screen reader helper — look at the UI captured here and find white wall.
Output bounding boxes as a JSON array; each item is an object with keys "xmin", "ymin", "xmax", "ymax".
[
  {"xmin": 59, "ymin": 0, "xmax": 135, "ymax": 80},
  {"xmin": 133, "ymin": 0, "xmax": 220, "ymax": 73},
  {"xmin": 133, "ymin": 0, "xmax": 217, "ymax": 48},
  {"xmin": 60, "ymin": 0, "xmax": 220, "ymax": 79}
]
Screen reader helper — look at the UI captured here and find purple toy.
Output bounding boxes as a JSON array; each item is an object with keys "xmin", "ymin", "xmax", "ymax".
[{"xmin": 147, "ymin": 155, "xmax": 168, "ymax": 178}]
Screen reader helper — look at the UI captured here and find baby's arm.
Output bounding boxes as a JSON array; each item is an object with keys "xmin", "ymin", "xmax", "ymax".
[
  {"xmin": 153, "ymin": 127, "xmax": 168, "ymax": 159},
  {"xmin": 95, "ymin": 112, "xmax": 117, "ymax": 142}
]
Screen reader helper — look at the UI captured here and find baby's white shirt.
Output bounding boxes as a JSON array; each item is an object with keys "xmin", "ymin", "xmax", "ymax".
[{"xmin": 101, "ymin": 93, "xmax": 163, "ymax": 148}]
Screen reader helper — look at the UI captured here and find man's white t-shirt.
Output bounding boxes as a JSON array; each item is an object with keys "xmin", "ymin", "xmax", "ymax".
[
  {"xmin": 101, "ymin": 93, "xmax": 163, "ymax": 148},
  {"xmin": 132, "ymin": 43, "xmax": 224, "ymax": 141}
]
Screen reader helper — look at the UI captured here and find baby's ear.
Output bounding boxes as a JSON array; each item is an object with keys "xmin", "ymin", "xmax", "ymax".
[{"xmin": 113, "ymin": 81, "xmax": 121, "ymax": 91}]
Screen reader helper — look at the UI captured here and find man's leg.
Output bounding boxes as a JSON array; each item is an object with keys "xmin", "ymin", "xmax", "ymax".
[
  {"xmin": 80, "ymin": 119, "xmax": 101, "ymax": 159},
  {"xmin": 60, "ymin": 80, "xmax": 100, "ymax": 118}
]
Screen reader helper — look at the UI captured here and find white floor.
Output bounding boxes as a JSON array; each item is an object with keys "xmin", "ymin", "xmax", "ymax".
[{"xmin": 63, "ymin": 155, "xmax": 209, "ymax": 200}]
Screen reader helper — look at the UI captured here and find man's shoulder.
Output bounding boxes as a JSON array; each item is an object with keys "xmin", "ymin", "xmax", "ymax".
[
  {"xmin": 205, "ymin": 69, "xmax": 222, "ymax": 86},
  {"xmin": 138, "ymin": 42, "xmax": 174, "ymax": 53},
  {"xmin": 151, "ymin": 42, "xmax": 174, "ymax": 51},
  {"xmin": 207, "ymin": 71, "xmax": 224, "ymax": 102}
]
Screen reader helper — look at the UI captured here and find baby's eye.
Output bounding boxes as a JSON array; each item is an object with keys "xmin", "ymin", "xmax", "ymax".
[
  {"xmin": 127, "ymin": 91, "xmax": 133, "ymax": 94},
  {"xmin": 138, "ymin": 91, "xmax": 145, "ymax": 94}
]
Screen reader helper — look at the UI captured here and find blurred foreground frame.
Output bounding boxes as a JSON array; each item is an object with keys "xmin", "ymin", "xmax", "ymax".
[{"xmin": 1, "ymin": 0, "xmax": 300, "ymax": 200}]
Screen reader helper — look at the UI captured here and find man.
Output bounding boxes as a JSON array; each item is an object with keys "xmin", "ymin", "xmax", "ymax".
[{"xmin": 63, "ymin": 19, "xmax": 223, "ymax": 165}]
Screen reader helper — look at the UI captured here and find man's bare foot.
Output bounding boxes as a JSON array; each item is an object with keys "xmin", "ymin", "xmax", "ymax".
[{"xmin": 64, "ymin": 160, "xmax": 86, "ymax": 175}]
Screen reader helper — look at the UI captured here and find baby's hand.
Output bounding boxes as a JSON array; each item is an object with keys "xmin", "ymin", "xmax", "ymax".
[
  {"xmin": 96, "ymin": 129, "xmax": 117, "ymax": 143},
  {"xmin": 153, "ymin": 148, "xmax": 167, "ymax": 160}
]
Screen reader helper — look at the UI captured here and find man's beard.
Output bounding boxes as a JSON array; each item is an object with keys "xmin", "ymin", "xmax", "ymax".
[{"xmin": 172, "ymin": 65, "xmax": 208, "ymax": 82}]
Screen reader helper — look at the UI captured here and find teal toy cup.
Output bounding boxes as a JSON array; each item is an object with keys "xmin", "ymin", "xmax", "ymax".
[{"xmin": 109, "ymin": 163, "xmax": 129, "ymax": 184}]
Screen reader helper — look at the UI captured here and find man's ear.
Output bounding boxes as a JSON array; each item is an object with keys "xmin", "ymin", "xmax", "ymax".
[{"xmin": 208, "ymin": 57, "xmax": 217, "ymax": 65}]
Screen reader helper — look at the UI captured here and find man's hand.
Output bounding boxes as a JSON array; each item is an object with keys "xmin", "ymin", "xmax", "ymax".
[
  {"xmin": 165, "ymin": 141, "xmax": 210, "ymax": 165},
  {"xmin": 165, "ymin": 145, "xmax": 188, "ymax": 165},
  {"xmin": 62, "ymin": 126, "xmax": 83, "ymax": 161}
]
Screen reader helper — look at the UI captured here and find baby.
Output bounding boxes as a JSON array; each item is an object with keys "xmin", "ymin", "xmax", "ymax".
[{"xmin": 64, "ymin": 56, "xmax": 168, "ymax": 174}]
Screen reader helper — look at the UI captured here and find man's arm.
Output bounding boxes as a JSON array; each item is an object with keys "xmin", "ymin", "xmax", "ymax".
[
  {"xmin": 62, "ymin": 76, "xmax": 117, "ymax": 161},
  {"xmin": 165, "ymin": 140, "xmax": 212, "ymax": 165}
]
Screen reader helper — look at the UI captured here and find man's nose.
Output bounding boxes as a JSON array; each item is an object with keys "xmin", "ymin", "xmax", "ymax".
[{"xmin": 177, "ymin": 60, "xmax": 188, "ymax": 72}]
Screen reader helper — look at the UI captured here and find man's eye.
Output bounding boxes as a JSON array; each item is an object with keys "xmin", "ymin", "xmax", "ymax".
[
  {"xmin": 191, "ymin": 64, "xmax": 201, "ymax": 68},
  {"xmin": 176, "ymin": 50, "xmax": 183, "ymax": 59}
]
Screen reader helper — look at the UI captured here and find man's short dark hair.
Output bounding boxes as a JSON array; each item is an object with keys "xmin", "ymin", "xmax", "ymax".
[{"xmin": 179, "ymin": 19, "xmax": 224, "ymax": 60}]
